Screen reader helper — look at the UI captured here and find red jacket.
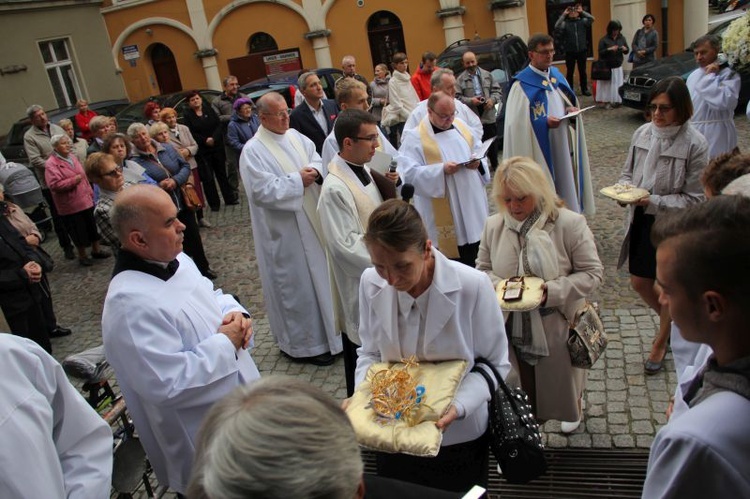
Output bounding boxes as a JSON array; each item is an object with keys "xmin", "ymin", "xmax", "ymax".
[
  {"xmin": 411, "ymin": 68, "xmax": 433, "ymax": 101},
  {"xmin": 74, "ymin": 110, "xmax": 97, "ymax": 141},
  {"xmin": 44, "ymin": 153, "xmax": 94, "ymax": 216}
]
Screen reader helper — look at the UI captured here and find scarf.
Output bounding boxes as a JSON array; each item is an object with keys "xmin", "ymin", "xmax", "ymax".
[
  {"xmin": 504, "ymin": 209, "xmax": 560, "ymax": 364},
  {"xmin": 641, "ymin": 123, "xmax": 682, "ymax": 191},
  {"xmin": 684, "ymin": 355, "xmax": 750, "ymax": 408}
]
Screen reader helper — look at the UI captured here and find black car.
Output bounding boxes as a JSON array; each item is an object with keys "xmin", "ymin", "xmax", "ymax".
[
  {"xmin": 239, "ymin": 68, "xmax": 344, "ymax": 106},
  {"xmin": 619, "ymin": 18, "xmax": 750, "ymax": 112},
  {"xmin": 115, "ymin": 89, "xmax": 222, "ymax": 133},
  {"xmin": 0, "ymin": 99, "xmax": 129, "ymax": 166}
]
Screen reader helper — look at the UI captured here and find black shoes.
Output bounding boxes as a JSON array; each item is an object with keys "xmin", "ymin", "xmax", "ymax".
[
  {"xmin": 50, "ymin": 326, "xmax": 72, "ymax": 338},
  {"xmin": 282, "ymin": 351, "xmax": 336, "ymax": 366},
  {"xmin": 226, "ymin": 199, "xmax": 240, "ymax": 206},
  {"xmin": 91, "ymin": 250, "xmax": 111, "ymax": 259},
  {"xmin": 582, "ymin": 90, "xmax": 592, "ymax": 96},
  {"xmin": 79, "ymin": 257, "xmax": 94, "ymax": 266},
  {"xmin": 202, "ymin": 268, "xmax": 218, "ymax": 280},
  {"xmin": 63, "ymin": 247, "xmax": 76, "ymax": 260}
]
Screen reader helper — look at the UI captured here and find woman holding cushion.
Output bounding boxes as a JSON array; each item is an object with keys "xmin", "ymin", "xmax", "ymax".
[
  {"xmin": 476, "ymin": 156, "xmax": 603, "ymax": 433},
  {"xmin": 354, "ymin": 199, "xmax": 510, "ymax": 492}
]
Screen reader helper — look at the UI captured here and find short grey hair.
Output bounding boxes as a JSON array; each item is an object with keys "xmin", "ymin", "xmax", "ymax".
[
  {"xmin": 110, "ymin": 184, "xmax": 159, "ymax": 241},
  {"xmin": 297, "ymin": 71, "xmax": 317, "ymax": 91},
  {"xmin": 430, "ymin": 67, "xmax": 454, "ymax": 89},
  {"xmin": 222, "ymin": 75, "xmax": 238, "ymax": 87},
  {"xmin": 50, "ymin": 134, "xmax": 70, "ymax": 147},
  {"xmin": 90, "ymin": 116, "xmax": 111, "ymax": 135},
  {"xmin": 26, "ymin": 104, "xmax": 43, "ymax": 120},
  {"xmin": 127, "ymin": 122, "xmax": 148, "ymax": 140},
  {"xmin": 188, "ymin": 377, "xmax": 363, "ymax": 499},
  {"xmin": 149, "ymin": 122, "xmax": 169, "ymax": 137},
  {"xmin": 256, "ymin": 92, "xmax": 285, "ymax": 114},
  {"xmin": 693, "ymin": 34, "xmax": 721, "ymax": 52}
]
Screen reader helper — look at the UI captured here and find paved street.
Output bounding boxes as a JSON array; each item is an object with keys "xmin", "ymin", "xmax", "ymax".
[{"xmin": 32, "ymin": 101, "xmax": 750, "ymax": 456}]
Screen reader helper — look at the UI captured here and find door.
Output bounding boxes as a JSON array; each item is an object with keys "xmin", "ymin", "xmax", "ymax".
[
  {"xmin": 151, "ymin": 43, "xmax": 183, "ymax": 94},
  {"xmin": 367, "ymin": 11, "xmax": 407, "ymax": 70}
]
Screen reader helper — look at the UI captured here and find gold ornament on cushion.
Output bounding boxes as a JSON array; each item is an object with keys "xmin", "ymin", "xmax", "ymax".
[
  {"xmin": 599, "ymin": 183, "xmax": 650, "ymax": 203},
  {"xmin": 368, "ymin": 356, "xmax": 428, "ymax": 426}
]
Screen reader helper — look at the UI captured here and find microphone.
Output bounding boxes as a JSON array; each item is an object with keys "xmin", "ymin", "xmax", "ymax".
[{"xmin": 401, "ymin": 183, "xmax": 415, "ymax": 203}]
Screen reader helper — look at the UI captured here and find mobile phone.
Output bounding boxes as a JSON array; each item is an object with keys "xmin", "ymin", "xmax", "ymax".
[{"xmin": 502, "ymin": 277, "xmax": 524, "ymax": 302}]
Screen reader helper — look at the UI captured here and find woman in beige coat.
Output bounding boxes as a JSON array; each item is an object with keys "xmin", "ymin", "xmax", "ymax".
[{"xmin": 477, "ymin": 156, "xmax": 603, "ymax": 432}]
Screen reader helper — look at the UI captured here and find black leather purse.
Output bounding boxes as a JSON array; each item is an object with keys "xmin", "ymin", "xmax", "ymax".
[
  {"xmin": 472, "ymin": 357, "xmax": 546, "ymax": 484},
  {"xmin": 591, "ymin": 60, "xmax": 612, "ymax": 81}
]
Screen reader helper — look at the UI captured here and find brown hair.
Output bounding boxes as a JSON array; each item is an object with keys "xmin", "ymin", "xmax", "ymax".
[
  {"xmin": 701, "ymin": 150, "xmax": 749, "ymax": 197},
  {"xmin": 102, "ymin": 133, "xmax": 133, "ymax": 157},
  {"xmin": 648, "ymin": 76, "xmax": 693, "ymax": 124},
  {"xmin": 84, "ymin": 152, "xmax": 116, "ymax": 181},
  {"xmin": 364, "ymin": 199, "xmax": 428, "ymax": 253}
]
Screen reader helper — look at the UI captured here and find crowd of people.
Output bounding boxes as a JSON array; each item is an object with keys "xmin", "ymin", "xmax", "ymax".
[{"xmin": 1, "ymin": 15, "xmax": 748, "ymax": 498}]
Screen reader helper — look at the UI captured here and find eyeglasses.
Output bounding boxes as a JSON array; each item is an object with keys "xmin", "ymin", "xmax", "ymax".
[
  {"xmin": 261, "ymin": 109, "xmax": 291, "ymax": 118},
  {"xmin": 534, "ymin": 49, "xmax": 556, "ymax": 56},
  {"xmin": 429, "ymin": 109, "xmax": 458, "ymax": 120},
  {"xmin": 353, "ymin": 135, "xmax": 380, "ymax": 144},
  {"xmin": 648, "ymin": 104, "xmax": 674, "ymax": 113},
  {"xmin": 102, "ymin": 165, "xmax": 123, "ymax": 178}
]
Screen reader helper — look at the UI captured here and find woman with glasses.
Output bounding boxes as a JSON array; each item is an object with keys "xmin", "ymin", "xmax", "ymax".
[
  {"xmin": 101, "ymin": 133, "xmax": 157, "ymax": 186},
  {"xmin": 617, "ymin": 76, "xmax": 707, "ymax": 375},
  {"xmin": 84, "ymin": 152, "xmax": 127, "ymax": 250}
]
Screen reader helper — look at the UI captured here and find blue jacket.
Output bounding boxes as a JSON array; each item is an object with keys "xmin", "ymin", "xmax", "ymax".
[
  {"xmin": 131, "ymin": 140, "xmax": 191, "ymax": 210},
  {"xmin": 227, "ymin": 113, "xmax": 260, "ymax": 152}
]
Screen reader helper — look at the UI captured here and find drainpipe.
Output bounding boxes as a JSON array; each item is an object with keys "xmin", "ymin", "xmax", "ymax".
[{"xmin": 661, "ymin": 0, "xmax": 669, "ymax": 57}]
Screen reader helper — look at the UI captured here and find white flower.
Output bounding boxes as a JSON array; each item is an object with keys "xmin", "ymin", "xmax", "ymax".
[{"xmin": 723, "ymin": 12, "xmax": 750, "ymax": 68}]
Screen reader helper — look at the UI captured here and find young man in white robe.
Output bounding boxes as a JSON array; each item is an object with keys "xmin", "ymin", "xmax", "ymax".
[
  {"xmin": 240, "ymin": 92, "xmax": 341, "ymax": 366},
  {"xmin": 0, "ymin": 334, "xmax": 113, "ymax": 498},
  {"xmin": 503, "ymin": 33, "xmax": 595, "ymax": 216},
  {"xmin": 687, "ymin": 34, "xmax": 741, "ymax": 159},
  {"xmin": 318, "ymin": 109, "xmax": 397, "ymax": 396},
  {"xmin": 643, "ymin": 195, "xmax": 750, "ymax": 498},
  {"xmin": 399, "ymin": 91, "xmax": 490, "ymax": 267},
  {"xmin": 102, "ymin": 185, "xmax": 260, "ymax": 495},
  {"xmin": 321, "ymin": 78, "xmax": 400, "ymax": 174}
]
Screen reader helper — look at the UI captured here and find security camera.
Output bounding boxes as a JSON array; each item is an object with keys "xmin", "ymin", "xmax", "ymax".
[{"xmin": 356, "ymin": 0, "xmax": 364, "ymax": 7}]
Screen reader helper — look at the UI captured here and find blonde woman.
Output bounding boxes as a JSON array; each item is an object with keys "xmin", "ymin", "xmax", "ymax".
[{"xmin": 477, "ymin": 156, "xmax": 603, "ymax": 432}]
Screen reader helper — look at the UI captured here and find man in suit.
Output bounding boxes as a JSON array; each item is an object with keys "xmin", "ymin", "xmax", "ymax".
[{"xmin": 290, "ymin": 71, "xmax": 339, "ymax": 155}]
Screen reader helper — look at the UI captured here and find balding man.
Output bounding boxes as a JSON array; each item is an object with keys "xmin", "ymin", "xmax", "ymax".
[
  {"xmin": 399, "ymin": 91, "xmax": 489, "ymax": 267},
  {"xmin": 102, "ymin": 184, "xmax": 260, "ymax": 495},
  {"xmin": 404, "ymin": 68, "xmax": 482, "ymax": 137},
  {"xmin": 290, "ymin": 71, "xmax": 340, "ymax": 154},
  {"xmin": 240, "ymin": 92, "xmax": 341, "ymax": 366},
  {"xmin": 456, "ymin": 51, "xmax": 502, "ymax": 170},
  {"xmin": 335, "ymin": 55, "xmax": 373, "ymax": 101}
]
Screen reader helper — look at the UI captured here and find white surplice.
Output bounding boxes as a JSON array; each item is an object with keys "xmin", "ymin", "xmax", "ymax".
[
  {"xmin": 321, "ymin": 126, "xmax": 398, "ymax": 175},
  {"xmin": 318, "ymin": 154, "xmax": 383, "ymax": 343},
  {"xmin": 0, "ymin": 335, "xmax": 113, "ymax": 499},
  {"xmin": 240, "ymin": 127, "xmax": 341, "ymax": 357},
  {"xmin": 102, "ymin": 252, "xmax": 261, "ymax": 494},
  {"xmin": 404, "ymin": 98, "xmax": 484, "ymax": 139},
  {"xmin": 398, "ymin": 116, "xmax": 489, "ymax": 248},
  {"xmin": 687, "ymin": 65, "xmax": 741, "ymax": 159}
]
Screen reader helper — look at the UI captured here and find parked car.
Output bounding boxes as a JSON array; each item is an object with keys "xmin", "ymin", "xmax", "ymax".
[
  {"xmin": 619, "ymin": 17, "xmax": 749, "ymax": 112},
  {"xmin": 115, "ymin": 90, "xmax": 222, "ymax": 133},
  {"xmin": 436, "ymin": 34, "xmax": 529, "ymax": 148},
  {"xmin": 239, "ymin": 68, "xmax": 344, "ymax": 106},
  {"xmin": 1, "ymin": 99, "xmax": 129, "ymax": 166}
]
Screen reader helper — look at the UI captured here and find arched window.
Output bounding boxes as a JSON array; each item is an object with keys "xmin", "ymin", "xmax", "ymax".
[
  {"xmin": 248, "ymin": 32, "xmax": 278, "ymax": 54},
  {"xmin": 150, "ymin": 43, "xmax": 182, "ymax": 94},
  {"xmin": 367, "ymin": 11, "xmax": 406, "ymax": 71}
]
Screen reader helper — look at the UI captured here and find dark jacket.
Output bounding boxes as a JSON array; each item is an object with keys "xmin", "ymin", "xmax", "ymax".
[
  {"xmin": 555, "ymin": 11, "xmax": 595, "ymax": 53},
  {"xmin": 227, "ymin": 113, "xmax": 260, "ymax": 152},
  {"xmin": 0, "ymin": 217, "xmax": 45, "ymax": 316},
  {"xmin": 289, "ymin": 99, "xmax": 339, "ymax": 155},
  {"xmin": 598, "ymin": 33, "xmax": 630, "ymax": 68},
  {"xmin": 183, "ymin": 105, "xmax": 224, "ymax": 157}
]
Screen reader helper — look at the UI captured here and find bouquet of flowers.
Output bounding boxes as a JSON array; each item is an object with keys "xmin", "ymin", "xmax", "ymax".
[{"xmin": 723, "ymin": 12, "xmax": 750, "ymax": 68}]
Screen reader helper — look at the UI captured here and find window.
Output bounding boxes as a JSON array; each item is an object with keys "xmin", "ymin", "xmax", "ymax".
[
  {"xmin": 248, "ymin": 33, "xmax": 278, "ymax": 54},
  {"xmin": 38, "ymin": 38, "xmax": 82, "ymax": 108}
]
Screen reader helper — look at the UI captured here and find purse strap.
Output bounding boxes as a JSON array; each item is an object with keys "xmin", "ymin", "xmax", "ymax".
[{"xmin": 472, "ymin": 357, "xmax": 523, "ymax": 414}]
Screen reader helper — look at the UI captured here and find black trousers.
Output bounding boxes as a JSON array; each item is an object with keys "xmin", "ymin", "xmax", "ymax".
[
  {"xmin": 42, "ymin": 188, "xmax": 72, "ymax": 250},
  {"xmin": 342, "ymin": 332, "xmax": 358, "ymax": 397},
  {"xmin": 4, "ymin": 300, "xmax": 52, "ymax": 353},
  {"xmin": 197, "ymin": 150, "xmax": 234, "ymax": 208},
  {"xmin": 224, "ymin": 143, "xmax": 240, "ymax": 199},
  {"xmin": 457, "ymin": 241, "xmax": 480, "ymax": 268},
  {"xmin": 565, "ymin": 49, "xmax": 589, "ymax": 92},
  {"xmin": 481, "ymin": 122, "xmax": 498, "ymax": 170},
  {"xmin": 178, "ymin": 208, "xmax": 211, "ymax": 274}
]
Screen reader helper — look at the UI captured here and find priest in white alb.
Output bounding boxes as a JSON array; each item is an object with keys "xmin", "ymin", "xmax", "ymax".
[
  {"xmin": 503, "ymin": 33, "xmax": 595, "ymax": 216},
  {"xmin": 399, "ymin": 91, "xmax": 490, "ymax": 267},
  {"xmin": 240, "ymin": 92, "xmax": 341, "ymax": 366}
]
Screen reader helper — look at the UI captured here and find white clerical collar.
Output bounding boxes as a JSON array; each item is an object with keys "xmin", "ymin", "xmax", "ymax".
[{"xmin": 530, "ymin": 65, "xmax": 550, "ymax": 79}]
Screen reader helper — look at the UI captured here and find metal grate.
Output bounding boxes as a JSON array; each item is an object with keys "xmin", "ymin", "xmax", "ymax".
[{"xmin": 363, "ymin": 448, "xmax": 649, "ymax": 498}]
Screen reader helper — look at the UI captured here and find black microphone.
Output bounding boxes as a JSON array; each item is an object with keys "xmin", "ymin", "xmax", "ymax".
[{"xmin": 401, "ymin": 183, "xmax": 415, "ymax": 203}]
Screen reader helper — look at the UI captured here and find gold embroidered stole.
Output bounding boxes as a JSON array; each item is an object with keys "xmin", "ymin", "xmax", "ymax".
[
  {"xmin": 418, "ymin": 120, "xmax": 474, "ymax": 258},
  {"xmin": 255, "ymin": 125, "xmax": 325, "ymax": 247},
  {"xmin": 327, "ymin": 159, "xmax": 383, "ymax": 230}
]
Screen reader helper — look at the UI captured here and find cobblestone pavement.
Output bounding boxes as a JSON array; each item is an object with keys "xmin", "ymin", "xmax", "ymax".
[{"xmin": 30, "ymin": 102, "xmax": 750, "ymax": 459}]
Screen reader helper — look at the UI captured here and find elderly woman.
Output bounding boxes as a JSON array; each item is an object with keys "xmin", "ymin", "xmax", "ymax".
[
  {"xmin": 144, "ymin": 101, "xmax": 161, "ymax": 126},
  {"xmin": 476, "ymin": 156, "xmax": 603, "ymax": 433},
  {"xmin": 183, "ymin": 90, "xmax": 235, "ymax": 209},
  {"xmin": 618, "ymin": 76, "xmax": 707, "ymax": 375},
  {"xmin": 127, "ymin": 123, "xmax": 216, "ymax": 279},
  {"xmin": 101, "ymin": 133, "xmax": 156, "ymax": 186},
  {"xmin": 44, "ymin": 134, "xmax": 109, "ymax": 266},
  {"xmin": 58, "ymin": 119, "xmax": 88, "ymax": 164},
  {"xmin": 226, "ymin": 98, "xmax": 259, "ymax": 155},
  {"xmin": 84, "ymin": 152, "xmax": 127, "ymax": 250},
  {"xmin": 597, "ymin": 20, "xmax": 629, "ymax": 109},
  {"xmin": 355, "ymin": 199, "xmax": 511, "ymax": 492},
  {"xmin": 631, "ymin": 14, "xmax": 658, "ymax": 68}
]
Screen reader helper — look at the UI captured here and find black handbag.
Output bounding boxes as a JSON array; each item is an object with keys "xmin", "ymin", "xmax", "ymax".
[
  {"xmin": 591, "ymin": 60, "xmax": 612, "ymax": 81},
  {"xmin": 472, "ymin": 357, "xmax": 546, "ymax": 484}
]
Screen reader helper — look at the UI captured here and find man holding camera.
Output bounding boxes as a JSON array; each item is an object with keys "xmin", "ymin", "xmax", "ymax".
[
  {"xmin": 555, "ymin": 3, "xmax": 595, "ymax": 96},
  {"xmin": 456, "ymin": 51, "xmax": 502, "ymax": 170}
]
